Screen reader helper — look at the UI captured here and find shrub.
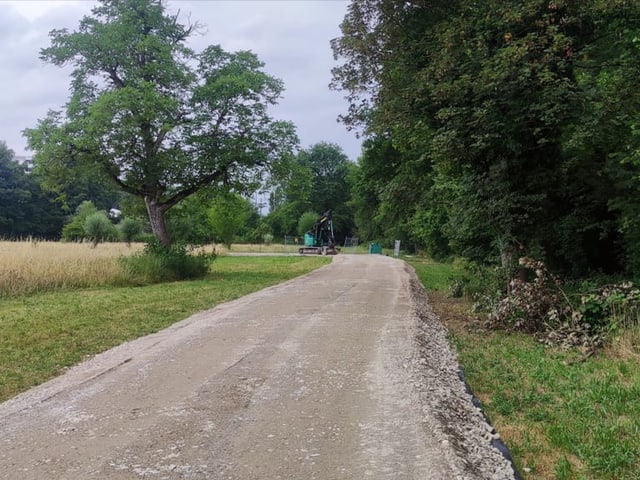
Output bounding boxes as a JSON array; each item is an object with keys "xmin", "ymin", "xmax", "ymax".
[
  {"xmin": 84, "ymin": 212, "xmax": 118, "ymax": 247},
  {"xmin": 297, "ymin": 211, "xmax": 318, "ymax": 236},
  {"xmin": 61, "ymin": 220, "xmax": 87, "ymax": 242},
  {"xmin": 118, "ymin": 218, "xmax": 142, "ymax": 245},
  {"xmin": 61, "ymin": 200, "xmax": 99, "ymax": 241},
  {"xmin": 491, "ymin": 260, "xmax": 640, "ymax": 334},
  {"xmin": 457, "ymin": 260, "xmax": 509, "ymax": 313},
  {"xmin": 577, "ymin": 282, "xmax": 640, "ymax": 331},
  {"xmin": 121, "ymin": 238, "xmax": 215, "ymax": 283}
]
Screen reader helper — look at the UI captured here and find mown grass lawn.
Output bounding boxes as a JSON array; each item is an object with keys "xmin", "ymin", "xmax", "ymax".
[
  {"xmin": 408, "ymin": 257, "xmax": 640, "ymax": 480},
  {"xmin": 0, "ymin": 256, "xmax": 330, "ymax": 403}
]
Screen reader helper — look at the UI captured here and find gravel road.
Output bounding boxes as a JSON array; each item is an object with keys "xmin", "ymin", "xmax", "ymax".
[{"xmin": 0, "ymin": 254, "xmax": 516, "ymax": 479}]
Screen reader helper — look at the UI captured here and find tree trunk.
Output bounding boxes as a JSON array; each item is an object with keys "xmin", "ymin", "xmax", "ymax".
[{"xmin": 145, "ymin": 197, "xmax": 171, "ymax": 247}]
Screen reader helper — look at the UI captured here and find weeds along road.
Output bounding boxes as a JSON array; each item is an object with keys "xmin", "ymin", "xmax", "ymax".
[{"xmin": 0, "ymin": 255, "xmax": 516, "ymax": 479}]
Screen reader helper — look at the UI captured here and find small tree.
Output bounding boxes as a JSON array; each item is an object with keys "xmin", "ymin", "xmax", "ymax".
[
  {"xmin": 61, "ymin": 200, "xmax": 98, "ymax": 241},
  {"xmin": 118, "ymin": 217, "xmax": 143, "ymax": 245},
  {"xmin": 84, "ymin": 212, "xmax": 117, "ymax": 247},
  {"xmin": 208, "ymin": 192, "xmax": 253, "ymax": 249}
]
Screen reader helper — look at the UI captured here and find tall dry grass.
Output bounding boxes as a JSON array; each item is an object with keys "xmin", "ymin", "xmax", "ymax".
[
  {"xmin": 608, "ymin": 301, "xmax": 640, "ymax": 360},
  {"xmin": 0, "ymin": 241, "xmax": 144, "ymax": 297}
]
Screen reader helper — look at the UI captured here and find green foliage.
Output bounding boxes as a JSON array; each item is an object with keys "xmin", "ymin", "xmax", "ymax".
[
  {"xmin": 297, "ymin": 211, "xmax": 318, "ymax": 236},
  {"xmin": 118, "ymin": 218, "xmax": 143, "ymax": 245},
  {"xmin": 208, "ymin": 192, "xmax": 254, "ymax": 248},
  {"xmin": 0, "ymin": 141, "xmax": 65, "ymax": 239},
  {"xmin": 578, "ymin": 283, "xmax": 640, "ymax": 331},
  {"xmin": 25, "ymin": 0, "xmax": 298, "ymax": 247},
  {"xmin": 83, "ymin": 212, "xmax": 118, "ymax": 246},
  {"xmin": 61, "ymin": 200, "xmax": 99, "ymax": 241},
  {"xmin": 262, "ymin": 233, "xmax": 274, "ymax": 245},
  {"xmin": 166, "ymin": 192, "xmax": 214, "ymax": 245},
  {"xmin": 267, "ymin": 142, "xmax": 354, "ymax": 240},
  {"xmin": 348, "ymin": 137, "xmax": 410, "ymax": 245},
  {"xmin": 121, "ymin": 238, "xmax": 214, "ymax": 283},
  {"xmin": 332, "ymin": 0, "xmax": 640, "ymax": 276},
  {"xmin": 248, "ymin": 220, "xmax": 273, "ymax": 244}
]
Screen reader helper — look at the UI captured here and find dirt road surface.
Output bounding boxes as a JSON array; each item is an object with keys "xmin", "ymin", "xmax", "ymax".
[{"xmin": 0, "ymin": 255, "xmax": 516, "ymax": 479}]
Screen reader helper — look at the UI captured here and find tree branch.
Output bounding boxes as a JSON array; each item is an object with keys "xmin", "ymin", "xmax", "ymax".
[
  {"xmin": 164, "ymin": 170, "xmax": 226, "ymax": 209},
  {"xmin": 106, "ymin": 65, "xmax": 125, "ymax": 88}
]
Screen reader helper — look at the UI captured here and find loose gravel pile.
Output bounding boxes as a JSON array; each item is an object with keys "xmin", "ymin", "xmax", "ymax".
[{"xmin": 406, "ymin": 266, "xmax": 519, "ymax": 480}]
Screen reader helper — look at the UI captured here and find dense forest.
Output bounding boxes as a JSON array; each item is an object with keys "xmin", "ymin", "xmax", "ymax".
[{"xmin": 333, "ymin": 0, "xmax": 640, "ymax": 277}]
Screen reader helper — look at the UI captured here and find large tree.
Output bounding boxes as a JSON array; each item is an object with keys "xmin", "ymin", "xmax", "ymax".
[{"xmin": 25, "ymin": 0, "xmax": 297, "ymax": 246}]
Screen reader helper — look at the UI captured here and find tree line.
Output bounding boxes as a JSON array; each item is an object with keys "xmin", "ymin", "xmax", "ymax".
[
  {"xmin": 1, "ymin": 136, "xmax": 354, "ymax": 247},
  {"xmin": 333, "ymin": 0, "xmax": 640, "ymax": 277}
]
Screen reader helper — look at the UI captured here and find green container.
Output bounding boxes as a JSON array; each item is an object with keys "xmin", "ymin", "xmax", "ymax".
[
  {"xmin": 304, "ymin": 233, "xmax": 316, "ymax": 247},
  {"xmin": 368, "ymin": 242, "xmax": 382, "ymax": 254}
]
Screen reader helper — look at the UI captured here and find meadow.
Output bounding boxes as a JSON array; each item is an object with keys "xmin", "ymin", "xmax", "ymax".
[
  {"xmin": 0, "ymin": 240, "xmax": 144, "ymax": 296},
  {"xmin": 0, "ymin": 240, "xmax": 330, "ymax": 401}
]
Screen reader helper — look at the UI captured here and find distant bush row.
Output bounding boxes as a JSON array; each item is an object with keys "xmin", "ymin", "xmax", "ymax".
[{"xmin": 61, "ymin": 201, "xmax": 146, "ymax": 246}]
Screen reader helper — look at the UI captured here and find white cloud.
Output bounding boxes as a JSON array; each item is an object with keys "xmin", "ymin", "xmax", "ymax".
[{"xmin": 0, "ymin": 0, "xmax": 361, "ymax": 160}]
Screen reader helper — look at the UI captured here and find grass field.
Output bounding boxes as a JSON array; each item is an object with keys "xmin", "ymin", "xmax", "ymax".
[
  {"xmin": 0, "ymin": 240, "xmax": 352, "ymax": 297},
  {"xmin": 0, "ymin": 242, "xmax": 330, "ymax": 402},
  {"xmin": 0, "ymin": 241, "xmax": 145, "ymax": 296},
  {"xmin": 408, "ymin": 258, "xmax": 640, "ymax": 480}
]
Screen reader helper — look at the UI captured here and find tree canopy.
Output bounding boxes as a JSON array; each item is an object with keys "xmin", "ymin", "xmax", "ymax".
[
  {"xmin": 267, "ymin": 142, "xmax": 354, "ymax": 241},
  {"xmin": 25, "ymin": 0, "xmax": 298, "ymax": 246},
  {"xmin": 334, "ymin": 0, "xmax": 640, "ymax": 275},
  {"xmin": 0, "ymin": 141, "xmax": 64, "ymax": 239}
]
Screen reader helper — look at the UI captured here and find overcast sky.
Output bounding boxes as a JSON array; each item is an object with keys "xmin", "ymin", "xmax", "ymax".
[{"xmin": 1, "ymin": 0, "xmax": 362, "ymax": 161}]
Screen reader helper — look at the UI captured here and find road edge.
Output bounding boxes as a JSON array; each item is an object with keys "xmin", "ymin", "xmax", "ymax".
[{"xmin": 404, "ymin": 261, "xmax": 520, "ymax": 479}]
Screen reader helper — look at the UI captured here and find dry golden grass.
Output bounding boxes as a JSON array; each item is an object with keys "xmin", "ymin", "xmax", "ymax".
[
  {"xmin": 607, "ymin": 327, "xmax": 640, "ymax": 361},
  {"xmin": 0, "ymin": 241, "xmax": 144, "ymax": 297},
  {"xmin": 0, "ymin": 241, "xmax": 315, "ymax": 297}
]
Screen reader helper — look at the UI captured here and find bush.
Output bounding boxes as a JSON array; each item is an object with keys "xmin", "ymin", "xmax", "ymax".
[
  {"xmin": 262, "ymin": 233, "xmax": 274, "ymax": 245},
  {"xmin": 121, "ymin": 239, "xmax": 215, "ymax": 283},
  {"xmin": 61, "ymin": 200, "xmax": 99, "ymax": 241},
  {"xmin": 457, "ymin": 260, "xmax": 508, "ymax": 313},
  {"xmin": 84, "ymin": 212, "xmax": 118, "ymax": 246},
  {"xmin": 488, "ymin": 257, "xmax": 571, "ymax": 332},
  {"xmin": 118, "ymin": 218, "xmax": 142, "ymax": 245},
  {"xmin": 297, "ymin": 211, "xmax": 318, "ymax": 236},
  {"xmin": 577, "ymin": 282, "xmax": 640, "ymax": 331},
  {"xmin": 61, "ymin": 220, "xmax": 87, "ymax": 242}
]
